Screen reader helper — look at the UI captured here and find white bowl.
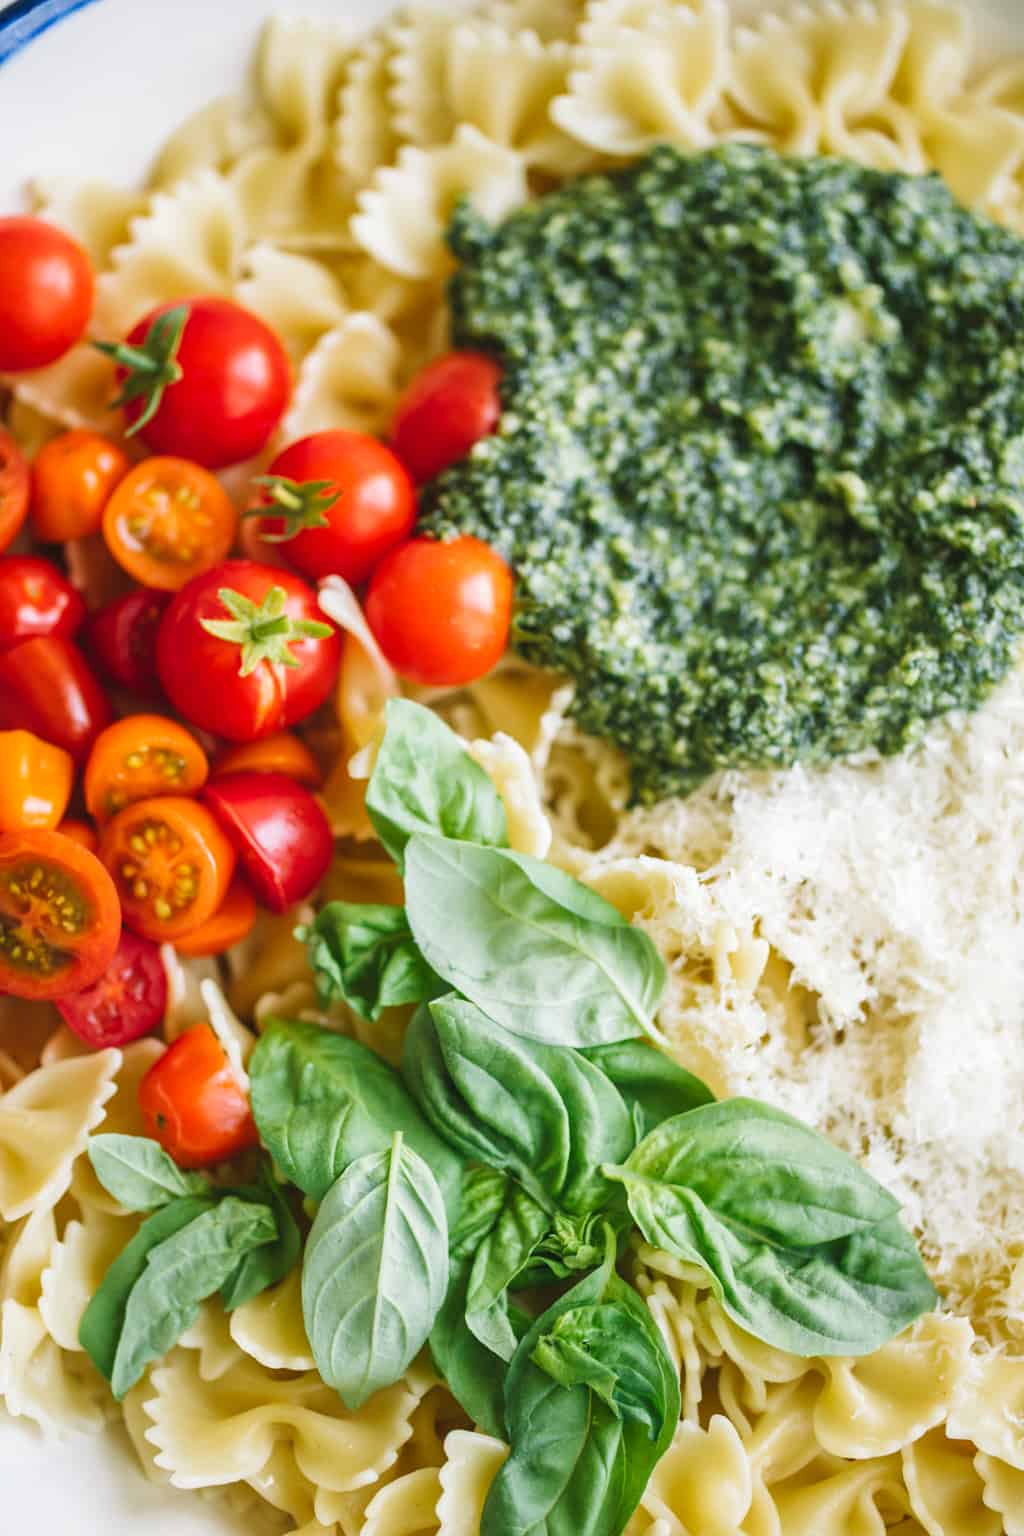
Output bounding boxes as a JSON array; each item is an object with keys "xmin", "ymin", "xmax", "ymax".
[{"xmin": 1, "ymin": 0, "xmax": 1023, "ymax": 1530}]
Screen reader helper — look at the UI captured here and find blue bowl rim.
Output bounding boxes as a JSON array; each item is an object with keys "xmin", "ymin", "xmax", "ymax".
[{"xmin": 0, "ymin": 0, "xmax": 101, "ymax": 67}]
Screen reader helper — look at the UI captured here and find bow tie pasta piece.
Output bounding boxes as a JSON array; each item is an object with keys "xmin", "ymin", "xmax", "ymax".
[
  {"xmin": 229, "ymin": 1265, "xmax": 314, "ymax": 1372},
  {"xmin": 280, "ymin": 313, "xmax": 403, "ymax": 445},
  {"xmin": 0, "ymin": 1050, "xmax": 120, "ymax": 1223},
  {"xmin": 235, "ymin": 244, "xmax": 349, "ymax": 364},
  {"xmin": 948, "ymin": 1349, "xmax": 1024, "ymax": 1470},
  {"xmin": 149, "ymin": 95, "xmax": 275, "ymax": 193},
  {"xmin": 361, "ymin": 1466, "xmax": 443, "ymax": 1536},
  {"xmin": 770, "ymin": 1454, "xmax": 911, "ymax": 1536},
  {"xmin": 641, "ymin": 1415, "xmax": 754, "ymax": 1536},
  {"xmin": 437, "ymin": 1432, "xmax": 509, "ymax": 1536},
  {"xmin": 902, "ymin": 1428, "xmax": 1002, "ymax": 1536},
  {"xmin": 337, "ymin": 33, "xmax": 404, "ymax": 188},
  {"xmin": 388, "ymin": 5, "xmax": 480, "ymax": 149},
  {"xmin": 38, "ymin": 1205, "xmax": 135, "ymax": 1353},
  {"xmin": 31, "ymin": 176, "xmax": 149, "ymax": 268},
  {"xmin": 490, "ymin": 0, "xmax": 585, "ymax": 44},
  {"xmin": 468, "ymin": 734, "xmax": 552, "ymax": 858},
  {"xmin": 974, "ymin": 1452, "xmax": 1024, "ymax": 1535}
]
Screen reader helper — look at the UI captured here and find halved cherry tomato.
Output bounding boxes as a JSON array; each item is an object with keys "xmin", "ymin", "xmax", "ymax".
[
  {"xmin": 104, "ymin": 297, "xmax": 291, "ymax": 469},
  {"xmin": 248, "ymin": 431, "xmax": 417, "ymax": 585},
  {"xmin": 391, "ymin": 351, "xmax": 502, "ymax": 483},
  {"xmin": 0, "ymin": 827, "xmax": 121, "ymax": 1000},
  {"xmin": 0, "ymin": 429, "xmax": 30, "ymax": 553},
  {"xmin": 0, "ymin": 217, "xmax": 94, "ymax": 372},
  {"xmin": 58, "ymin": 819, "xmax": 99, "ymax": 854},
  {"xmin": 85, "ymin": 587, "xmax": 171, "ymax": 699},
  {"xmin": 366, "ymin": 535, "xmax": 513, "ymax": 686},
  {"xmin": 138, "ymin": 1021, "xmax": 259, "ymax": 1168},
  {"xmin": 84, "ymin": 715, "xmax": 209, "ymax": 821},
  {"xmin": 0, "ymin": 555, "xmax": 85, "ymax": 652},
  {"xmin": 156, "ymin": 560, "xmax": 341, "ymax": 742},
  {"xmin": 98, "ymin": 795, "xmax": 235, "ymax": 942},
  {"xmin": 211, "ymin": 731, "xmax": 322, "ymax": 788},
  {"xmin": 56, "ymin": 928, "xmax": 167, "ymax": 1048},
  {"xmin": 0, "ymin": 731, "xmax": 73, "ymax": 830},
  {"xmin": 173, "ymin": 879, "xmax": 257, "ymax": 957},
  {"xmin": 202, "ymin": 772, "xmax": 332, "ymax": 913},
  {"xmin": 32, "ymin": 430, "xmax": 130, "ymax": 542},
  {"xmin": 102, "ymin": 457, "xmax": 237, "ymax": 592},
  {"xmin": 0, "ymin": 636, "xmax": 112, "ymax": 761}
]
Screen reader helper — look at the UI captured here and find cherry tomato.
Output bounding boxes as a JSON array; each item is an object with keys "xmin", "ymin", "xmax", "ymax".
[
  {"xmin": 105, "ymin": 298, "xmax": 291, "ymax": 469},
  {"xmin": 211, "ymin": 731, "xmax": 322, "ymax": 787},
  {"xmin": 98, "ymin": 795, "xmax": 235, "ymax": 943},
  {"xmin": 31, "ymin": 430, "xmax": 130, "ymax": 543},
  {"xmin": 58, "ymin": 819, "xmax": 99, "ymax": 854},
  {"xmin": 0, "ymin": 555, "xmax": 85, "ymax": 652},
  {"xmin": 0, "ymin": 827, "xmax": 121, "ymax": 1000},
  {"xmin": 56, "ymin": 928, "xmax": 167, "ymax": 1048},
  {"xmin": 85, "ymin": 587, "xmax": 171, "ymax": 699},
  {"xmin": 0, "ymin": 636, "xmax": 112, "ymax": 761},
  {"xmin": 156, "ymin": 560, "xmax": 341, "ymax": 742},
  {"xmin": 0, "ymin": 429, "xmax": 30, "ymax": 553},
  {"xmin": 173, "ymin": 879, "xmax": 257, "ymax": 957},
  {"xmin": 139, "ymin": 1021, "xmax": 259, "ymax": 1168},
  {"xmin": 366, "ymin": 535, "xmax": 513, "ymax": 686},
  {"xmin": 0, "ymin": 217, "xmax": 94, "ymax": 372},
  {"xmin": 0, "ymin": 731, "xmax": 73, "ymax": 831},
  {"xmin": 84, "ymin": 715, "xmax": 209, "ymax": 821},
  {"xmin": 102, "ymin": 457, "xmax": 237, "ymax": 592},
  {"xmin": 391, "ymin": 352, "xmax": 502, "ymax": 483},
  {"xmin": 203, "ymin": 772, "xmax": 333, "ymax": 913},
  {"xmin": 249, "ymin": 431, "xmax": 417, "ymax": 585}
]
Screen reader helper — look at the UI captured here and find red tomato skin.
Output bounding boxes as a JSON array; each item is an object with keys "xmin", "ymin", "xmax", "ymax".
[
  {"xmin": 156, "ymin": 560, "xmax": 341, "ymax": 742},
  {"xmin": 0, "ymin": 556, "xmax": 86, "ymax": 652},
  {"xmin": 0, "ymin": 217, "xmax": 94, "ymax": 371},
  {"xmin": 56, "ymin": 928, "xmax": 167, "ymax": 1048},
  {"xmin": 366, "ymin": 535, "xmax": 513, "ymax": 686},
  {"xmin": 139, "ymin": 1023, "xmax": 259, "ymax": 1169},
  {"xmin": 121, "ymin": 298, "xmax": 291, "ymax": 469},
  {"xmin": 391, "ymin": 352, "xmax": 502, "ymax": 483},
  {"xmin": 260, "ymin": 432, "xmax": 417, "ymax": 584},
  {"xmin": 85, "ymin": 588, "xmax": 171, "ymax": 699},
  {"xmin": 0, "ymin": 429, "xmax": 31, "ymax": 553},
  {"xmin": 0, "ymin": 636, "xmax": 113, "ymax": 762},
  {"xmin": 202, "ymin": 771, "xmax": 333, "ymax": 913}
]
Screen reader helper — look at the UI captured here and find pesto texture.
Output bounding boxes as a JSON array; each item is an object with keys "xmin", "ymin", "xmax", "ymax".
[{"xmin": 422, "ymin": 145, "xmax": 1024, "ymax": 801}]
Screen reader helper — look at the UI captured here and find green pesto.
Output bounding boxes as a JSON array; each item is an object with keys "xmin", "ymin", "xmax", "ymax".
[{"xmin": 421, "ymin": 144, "xmax": 1024, "ymax": 802}]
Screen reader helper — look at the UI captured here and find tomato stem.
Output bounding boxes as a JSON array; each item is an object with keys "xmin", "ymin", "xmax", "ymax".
[
  {"xmin": 200, "ymin": 585, "xmax": 334, "ymax": 677},
  {"xmin": 244, "ymin": 475, "xmax": 339, "ymax": 542},
  {"xmin": 94, "ymin": 306, "xmax": 188, "ymax": 436}
]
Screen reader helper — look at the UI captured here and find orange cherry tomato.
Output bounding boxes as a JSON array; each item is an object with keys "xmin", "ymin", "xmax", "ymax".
[
  {"xmin": 0, "ymin": 429, "xmax": 31, "ymax": 554},
  {"xmin": 84, "ymin": 714, "xmax": 208, "ymax": 821},
  {"xmin": 173, "ymin": 879, "xmax": 258, "ymax": 957},
  {"xmin": 211, "ymin": 731, "xmax": 322, "ymax": 788},
  {"xmin": 0, "ymin": 730, "xmax": 74, "ymax": 831},
  {"xmin": 31, "ymin": 430, "xmax": 131, "ymax": 542},
  {"xmin": 0, "ymin": 827, "xmax": 121, "ymax": 1000},
  {"xmin": 98, "ymin": 795, "xmax": 235, "ymax": 942},
  {"xmin": 102, "ymin": 457, "xmax": 237, "ymax": 592},
  {"xmin": 138, "ymin": 1021, "xmax": 259, "ymax": 1168},
  {"xmin": 58, "ymin": 819, "xmax": 99, "ymax": 854}
]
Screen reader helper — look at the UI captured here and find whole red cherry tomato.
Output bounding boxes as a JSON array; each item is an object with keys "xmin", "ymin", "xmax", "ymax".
[
  {"xmin": 248, "ymin": 431, "xmax": 417, "ymax": 585},
  {"xmin": 366, "ymin": 535, "xmax": 513, "ymax": 686},
  {"xmin": 156, "ymin": 560, "xmax": 341, "ymax": 742},
  {"xmin": 202, "ymin": 771, "xmax": 333, "ymax": 913},
  {"xmin": 0, "ymin": 827, "xmax": 121, "ymax": 1001},
  {"xmin": 85, "ymin": 588, "xmax": 171, "ymax": 699},
  {"xmin": 139, "ymin": 1021, "xmax": 259, "ymax": 1168},
  {"xmin": 390, "ymin": 351, "xmax": 502, "ymax": 483},
  {"xmin": 101, "ymin": 297, "xmax": 291, "ymax": 469},
  {"xmin": 0, "ymin": 429, "xmax": 30, "ymax": 553},
  {"xmin": 0, "ymin": 555, "xmax": 86, "ymax": 652},
  {"xmin": 0, "ymin": 636, "xmax": 112, "ymax": 761},
  {"xmin": 56, "ymin": 928, "xmax": 167, "ymax": 1048},
  {"xmin": 0, "ymin": 217, "xmax": 94, "ymax": 372}
]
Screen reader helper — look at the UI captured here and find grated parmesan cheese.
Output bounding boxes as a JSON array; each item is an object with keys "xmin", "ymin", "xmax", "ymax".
[{"xmin": 573, "ymin": 664, "xmax": 1024, "ymax": 1346}]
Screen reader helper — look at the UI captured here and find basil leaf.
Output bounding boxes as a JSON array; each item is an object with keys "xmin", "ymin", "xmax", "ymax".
[
  {"xmin": 221, "ymin": 1166, "xmax": 302, "ymax": 1312},
  {"xmin": 580, "ymin": 1042, "xmax": 714, "ymax": 1140},
  {"xmin": 465, "ymin": 1184, "xmax": 550, "ymax": 1362},
  {"xmin": 79, "ymin": 1197, "xmax": 215, "ymax": 1382},
  {"xmin": 111, "ymin": 1198, "xmax": 277, "ymax": 1398},
  {"xmin": 404, "ymin": 834, "xmax": 666, "ymax": 1046},
  {"xmin": 302, "ymin": 1134, "xmax": 449, "ymax": 1410},
  {"xmin": 481, "ymin": 1255, "xmax": 679, "ymax": 1536},
  {"xmin": 88, "ymin": 1135, "xmax": 212, "ymax": 1211},
  {"xmin": 366, "ymin": 698, "xmax": 508, "ymax": 869},
  {"xmin": 530, "ymin": 1284, "xmax": 668, "ymax": 1440},
  {"xmin": 304, "ymin": 902, "xmax": 444, "ymax": 1021},
  {"xmin": 449, "ymin": 1166, "xmax": 511, "ymax": 1262},
  {"xmin": 249, "ymin": 1018, "xmax": 462, "ymax": 1218},
  {"xmin": 402, "ymin": 997, "xmax": 634, "ymax": 1215},
  {"xmin": 430, "ymin": 1256, "xmax": 526, "ymax": 1441}
]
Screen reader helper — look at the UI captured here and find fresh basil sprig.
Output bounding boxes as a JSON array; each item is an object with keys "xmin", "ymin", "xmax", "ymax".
[
  {"xmin": 88, "ymin": 1134, "xmax": 212, "ymax": 1210},
  {"xmin": 249, "ymin": 1017, "xmax": 462, "ymax": 1216},
  {"xmin": 580, "ymin": 1040, "xmax": 714, "ymax": 1139},
  {"xmin": 430, "ymin": 1255, "xmax": 527, "ymax": 1441},
  {"xmin": 302, "ymin": 1133, "xmax": 449, "ymax": 1410},
  {"xmin": 366, "ymin": 697, "xmax": 509, "ymax": 868},
  {"xmin": 303, "ymin": 902, "xmax": 444, "ymax": 1021},
  {"xmin": 221, "ymin": 1164, "xmax": 302, "ymax": 1312},
  {"xmin": 464, "ymin": 1182, "xmax": 550, "ymax": 1361}
]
